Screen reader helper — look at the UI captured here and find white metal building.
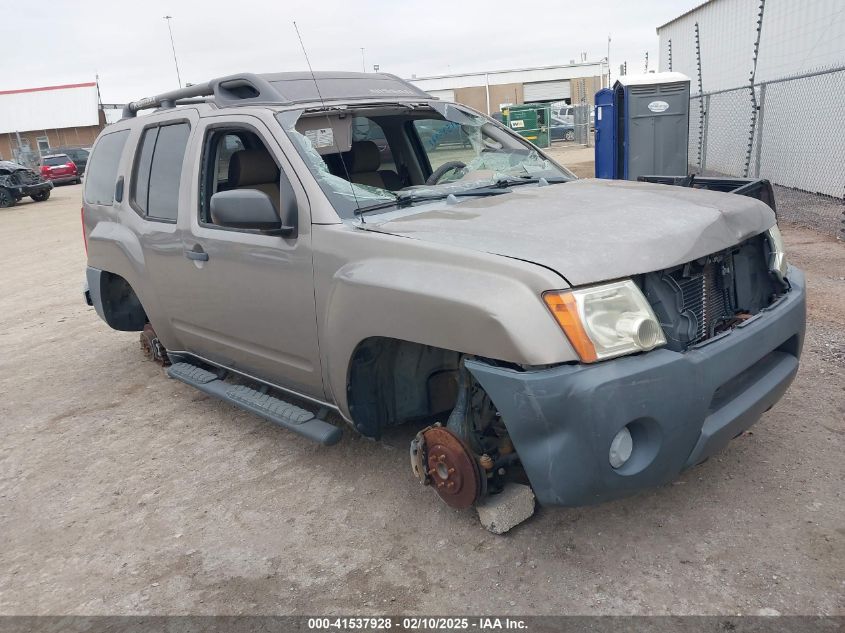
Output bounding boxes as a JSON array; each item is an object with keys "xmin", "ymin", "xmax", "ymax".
[
  {"xmin": 408, "ymin": 62, "xmax": 608, "ymax": 114},
  {"xmin": 0, "ymin": 82, "xmax": 103, "ymax": 165}
]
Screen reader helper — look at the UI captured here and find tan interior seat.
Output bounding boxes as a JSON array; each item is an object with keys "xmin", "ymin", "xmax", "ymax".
[
  {"xmin": 347, "ymin": 141, "xmax": 401, "ymax": 190},
  {"xmin": 227, "ymin": 148, "xmax": 280, "ymax": 209}
]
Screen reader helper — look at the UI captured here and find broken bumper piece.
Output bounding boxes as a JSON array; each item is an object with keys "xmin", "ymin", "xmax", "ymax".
[{"xmin": 466, "ymin": 267, "xmax": 806, "ymax": 507}]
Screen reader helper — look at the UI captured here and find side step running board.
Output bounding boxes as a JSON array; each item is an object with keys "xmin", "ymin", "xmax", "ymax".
[{"xmin": 167, "ymin": 362, "xmax": 342, "ymax": 446}]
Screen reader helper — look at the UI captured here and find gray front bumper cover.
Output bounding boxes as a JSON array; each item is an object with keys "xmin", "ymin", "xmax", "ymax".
[{"xmin": 467, "ymin": 267, "xmax": 806, "ymax": 507}]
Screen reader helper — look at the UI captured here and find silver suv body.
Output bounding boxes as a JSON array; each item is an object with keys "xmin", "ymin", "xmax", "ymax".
[{"xmin": 83, "ymin": 72, "xmax": 805, "ymax": 510}]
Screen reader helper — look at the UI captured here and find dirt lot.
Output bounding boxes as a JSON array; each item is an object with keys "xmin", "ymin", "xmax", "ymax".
[
  {"xmin": 545, "ymin": 144, "xmax": 595, "ymax": 178},
  {"xmin": 1, "ymin": 183, "xmax": 843, "ymax": 616}
]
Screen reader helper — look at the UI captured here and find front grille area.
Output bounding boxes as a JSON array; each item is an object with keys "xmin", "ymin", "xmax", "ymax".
[
  {"xmin": 677, "ymin": 273, "xmax": 707, "ymax": 340},
  {"xmin": 675, "ymin": 262, "xmax": 732, "ymax": 343},
  {"xmin": 10, "ymin": 170, "xmax": 39, "ymax": 185},
  {"xmin": 642, "ymin": 234, "xmax": 784, "ymax": 352}
]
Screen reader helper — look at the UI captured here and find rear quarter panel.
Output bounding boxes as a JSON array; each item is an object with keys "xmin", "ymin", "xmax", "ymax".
[{"xmin": 84, "ymin": 111, "xmax": 200, "ymax": 349}]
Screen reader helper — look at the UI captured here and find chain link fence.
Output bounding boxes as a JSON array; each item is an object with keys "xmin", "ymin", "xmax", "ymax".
[{"xmin": 689, "ymin": 66, "xmax": 845, "ymax": 238}]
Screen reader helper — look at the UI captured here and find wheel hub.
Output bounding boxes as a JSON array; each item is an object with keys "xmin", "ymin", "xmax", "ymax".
[
  {"xmin": 139, "ymin": 324, "xmax": 170, "ymax": 366},
  {"xmin": 418, "ymin": 426, "xmax": 481, "ymax": 509}
]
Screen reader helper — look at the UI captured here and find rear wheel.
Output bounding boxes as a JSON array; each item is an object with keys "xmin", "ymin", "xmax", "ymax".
[
  {"xmin": 564, "ymin": 130, "xmax": 575, "ymax": 141},
  {"xmin": 31, "ymin": 190, "xmax": 51, "ymax": 202},
  {"xmin": 0, "ymin": 188, "xmax": 16, "ymax": 208}
]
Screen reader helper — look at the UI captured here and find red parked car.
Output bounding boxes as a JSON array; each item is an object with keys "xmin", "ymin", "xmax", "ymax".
[{"xmin": 40, "ymin": 154, "xmax": 81, "ymax": 185}]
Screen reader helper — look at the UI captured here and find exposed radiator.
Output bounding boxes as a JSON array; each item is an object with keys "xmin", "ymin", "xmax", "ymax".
[{"xmin": 676, "ymin": 263, "xmax": 730, "ymax": 344}]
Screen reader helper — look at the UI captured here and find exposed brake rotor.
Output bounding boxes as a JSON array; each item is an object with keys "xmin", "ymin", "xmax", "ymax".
[{"xmin": 411, "ymin": 425, "xmax": 482, "ymax": 509}]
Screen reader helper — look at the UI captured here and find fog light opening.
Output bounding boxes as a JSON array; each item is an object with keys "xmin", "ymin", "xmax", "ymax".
[{"xmin": 609, "ymin": 426, "xmax": 634, "ymax": 469}]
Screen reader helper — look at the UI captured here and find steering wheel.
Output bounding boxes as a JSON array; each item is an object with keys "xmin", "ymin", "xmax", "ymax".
[{"xmin": 425, "ymin": 161, "xmax": 467, "ymax": 185}]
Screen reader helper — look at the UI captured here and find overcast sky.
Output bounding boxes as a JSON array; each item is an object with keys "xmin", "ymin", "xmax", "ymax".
[{"xmin": 2, "ymin": 0, "xmax": 700, "ymax": 104}]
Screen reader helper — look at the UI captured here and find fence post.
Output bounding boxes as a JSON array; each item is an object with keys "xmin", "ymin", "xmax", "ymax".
[
  {"xmin": 694, "ymin": 22, "xmax": 705, "ymax": 168},
  {"xmin": 754, "ymin": 83, "xmax": 767, "ymax": 178},
  {"xmin": 701, "ymin": 94, "xmax": 710, "ymax": 172}
]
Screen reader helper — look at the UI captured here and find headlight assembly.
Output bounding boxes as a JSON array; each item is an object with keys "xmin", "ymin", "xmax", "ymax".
[
  {"xmin": 543, "ymin": 280, "xmax": 666, "ymax": 363},
  {"xmin": 766, "ymin": 225, "xmax": 788, "ymax": 282}
]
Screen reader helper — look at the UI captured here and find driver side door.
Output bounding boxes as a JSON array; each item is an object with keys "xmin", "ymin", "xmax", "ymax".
[{"xmin": 170, "ymin": 114, "xmax": 324, "ymax": 400}]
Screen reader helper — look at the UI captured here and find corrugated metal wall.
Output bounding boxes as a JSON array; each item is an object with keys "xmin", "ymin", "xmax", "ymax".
[
  {"xmin": 524, "ymin": 80, "xmax": 571, "ymax": 102},
  {"xmin": 658, "ymin": 0, "xmax": 845, "ymax": 90}
]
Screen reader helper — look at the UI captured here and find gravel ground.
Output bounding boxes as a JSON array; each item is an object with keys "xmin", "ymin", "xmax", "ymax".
[
  {"xmin": 0, "ymin": 183, "xmax": 842, "ymax": 616},
  {"xmin": 772, "ymin": 186, "xmax": 843, "ymax": 240}
]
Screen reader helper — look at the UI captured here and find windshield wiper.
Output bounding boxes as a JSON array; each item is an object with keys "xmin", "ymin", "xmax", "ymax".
[
  {"xmin": 492, "ymin": 176, "xmax": 571, "ymax": 187},
  {"xmin": 355, "ymin": 188, "xmax": 510, "ymax": 216},
  {"xmin": 353, "ymin": 176, "xmax": 568, "ymax": 216}
]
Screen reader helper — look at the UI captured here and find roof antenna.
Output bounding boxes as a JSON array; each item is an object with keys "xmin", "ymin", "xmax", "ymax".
[{"xmin": 292, "ymin": 21, "xmax": 364, "ymax": 222}]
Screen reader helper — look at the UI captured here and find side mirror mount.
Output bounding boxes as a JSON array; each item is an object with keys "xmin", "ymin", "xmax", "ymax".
[{"xmin": 210, "ymin": 188, "xmax": 297, "ymax": 237}]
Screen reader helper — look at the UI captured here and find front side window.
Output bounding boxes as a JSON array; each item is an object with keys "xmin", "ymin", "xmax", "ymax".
[
  {"xmin": 351, "ymin": 117, "xmax": 394, "ymax": 170},
  {"xmin": 84, "ymin": 130, "xmax": 130, "ymax": 205},
  {"xmin": 199, "ymin": 128, "xmax": 281, "ymax": 227},
  {"xmin": 412, "ymin": 120, "xmax": 476, "ymax": 172},
  {"xmin": 215, "ymin": 134, "xmax": 245, "ymax": 183},
  {"xmin": 131, "ymin": 122, "xmax": 190, "ymax": 222}
]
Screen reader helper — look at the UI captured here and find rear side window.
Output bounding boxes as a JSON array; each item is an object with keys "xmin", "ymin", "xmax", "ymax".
[
  {"xmin": 132, "ymin": 128, "xmax": 158, "ymax": 214},
  {"xmin": 131, "ymin": 122, "xmax": 190, "ymax": 222},
  {"xmin": 84, "ymin": 130, "xmax": 129, "ymax": 205}
]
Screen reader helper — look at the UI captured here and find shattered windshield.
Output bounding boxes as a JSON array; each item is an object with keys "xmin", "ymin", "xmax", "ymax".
[{"xmin": 277, "ymin": 103, "xmax": 574, "ymax": 219}]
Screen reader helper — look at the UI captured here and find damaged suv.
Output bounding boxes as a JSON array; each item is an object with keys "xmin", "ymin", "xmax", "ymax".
[
  {"xmin": 0, "ymin": 160, "xmax": 53, "ymax": 207},
  {"xmin": 82, "ymin": 72, "xmax": 805, "ymax": 518}
]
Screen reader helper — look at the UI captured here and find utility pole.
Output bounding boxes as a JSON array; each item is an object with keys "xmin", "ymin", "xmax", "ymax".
[
  {"xmin": 360, "ymin": 48, "xmax": 366, "ymax": 72},
  {"xmin": 163, "ymin": 16, "xmax": 183, "ymax": 88}
]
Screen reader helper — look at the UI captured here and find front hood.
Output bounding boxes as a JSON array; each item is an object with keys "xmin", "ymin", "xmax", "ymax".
[{"xmin": 361, "ymin": 179, "xmax": 776, "ymax": 286}]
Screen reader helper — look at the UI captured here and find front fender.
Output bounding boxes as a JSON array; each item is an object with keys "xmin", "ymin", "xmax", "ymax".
[{"xmin": 321, "ymin": 254, "xmax": 577, "ymax": 419}]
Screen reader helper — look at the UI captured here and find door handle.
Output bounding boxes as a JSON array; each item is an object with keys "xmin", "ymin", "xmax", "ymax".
[{"xmin": 184, "ymin": 249, "xmax": 209, "ymax": 261}]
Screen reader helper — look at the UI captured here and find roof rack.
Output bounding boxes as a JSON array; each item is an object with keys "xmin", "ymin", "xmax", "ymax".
[
  {"xmin": 122, "ymin": 71, "xmax": 431, "ymax": 119},
  {"xmin": 122, "ymin": 73, "xmax": 278, "ymax": 118}
]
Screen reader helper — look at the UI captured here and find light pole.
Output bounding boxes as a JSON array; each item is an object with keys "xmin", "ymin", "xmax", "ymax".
[
  {"xmin": 360, "ymin": 47, "xmax": 366, "ymax": 72},
  {"xmin": 163, "ymin": 15, "xmax": 183, "ymax": 88}
]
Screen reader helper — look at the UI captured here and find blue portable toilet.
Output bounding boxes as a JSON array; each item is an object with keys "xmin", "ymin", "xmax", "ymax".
[
  {"xmin": 594, "ymin": 72, "xmax": 691, "ymax": 181},
  {"xmin": 594, "ymin": 88, "xmax": 617, "ymax": 179}
]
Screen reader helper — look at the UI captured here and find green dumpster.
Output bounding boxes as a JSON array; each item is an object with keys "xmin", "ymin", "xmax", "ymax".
[{"xmin": 502, "ymin": 103, "xmax": 551, "ymax": 148}]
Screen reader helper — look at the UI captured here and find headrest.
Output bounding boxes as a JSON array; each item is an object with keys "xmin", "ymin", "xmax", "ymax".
[
  {"xmin": 349, "ymin": 141, "xmax": 381, "ymax": 173},
  {"xmin": 228, "ymin": 148, "xmax": 279, "ymax": 186}
]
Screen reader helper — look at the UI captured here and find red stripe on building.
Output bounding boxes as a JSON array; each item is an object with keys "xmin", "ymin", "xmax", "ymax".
[{"xmin": 0, "ymin": 82, "xmax": 97, "ymax": 96}]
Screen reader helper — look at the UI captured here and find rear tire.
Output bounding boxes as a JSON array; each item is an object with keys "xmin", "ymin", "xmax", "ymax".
[
  {"xmin": 564, "ymin": 130, "xmax": 575, "ymax": 141},
  {"xmin": 31, "ymin": 190, "xmax": 51, "ymax": 202},
  {"xmin": 0, "ymin": 188, "xmax": 16, "ymax": 208}
]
